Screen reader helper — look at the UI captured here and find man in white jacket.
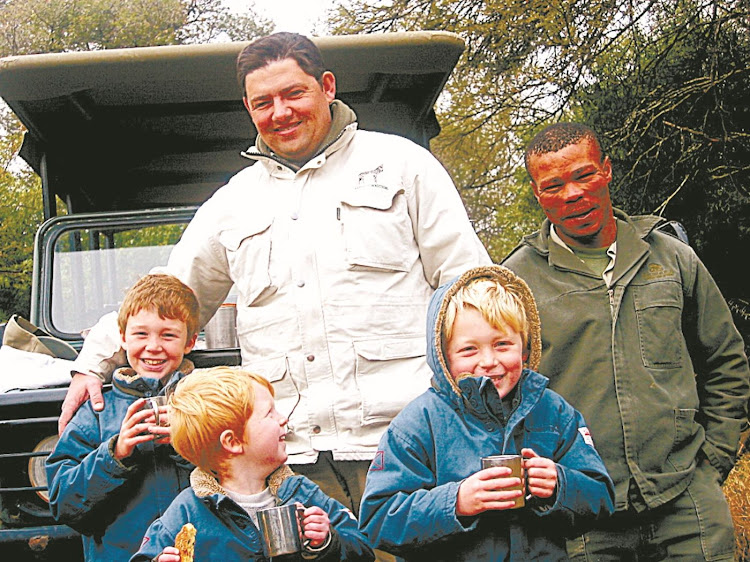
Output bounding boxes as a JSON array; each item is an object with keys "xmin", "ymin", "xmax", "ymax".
[{"xmin": 58, "ymin": 32, "xmax": 490, "ymax": 518}]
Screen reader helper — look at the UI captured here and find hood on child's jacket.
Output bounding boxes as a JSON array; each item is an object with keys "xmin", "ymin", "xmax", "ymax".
[{"xmin": 425, "ymin": 265, "xmax": 542, "ymax": 402}]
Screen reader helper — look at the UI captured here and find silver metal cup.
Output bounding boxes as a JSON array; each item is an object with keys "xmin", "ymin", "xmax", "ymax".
[
  {"xmin": 203, "ymin": 302, "xmax": 238, "ymax": 349},
  {"xmin": 257, "ymin": 504, "xmax": 305, "ymax": 557},
  {"xmin": 146, "ymin": 396, "xmax": 169, "ymax": 427},
  {"xmin": 481, "ymin": 454, "xmax": 526, "ymax": 509}
]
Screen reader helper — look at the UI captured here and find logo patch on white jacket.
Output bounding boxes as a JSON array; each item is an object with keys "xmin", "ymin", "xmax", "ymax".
[{"xmin": 357, "ymin": 164, "xmax": 385, "ymax": 188}]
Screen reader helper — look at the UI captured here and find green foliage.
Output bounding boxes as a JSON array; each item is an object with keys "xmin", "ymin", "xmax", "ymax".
[
  {"xmin": 330, "ymin": 0, "xmax": 640, "ymax": 261},
  {"xmin": 0, "ymin": 0, "xmax": 274, "ymax": 55},
  {"xmin": 578, "ymin": 0, "xmax": 750, "ymax": 299},
  {"xmin": 0, "ymin": 113, "xmax": 40, "ymax": 320}
]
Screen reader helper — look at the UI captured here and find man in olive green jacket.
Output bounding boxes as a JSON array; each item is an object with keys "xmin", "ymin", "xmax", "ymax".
[{"xmin": 503, "ymin": 122, "xmax": 749, "ymax": 561}]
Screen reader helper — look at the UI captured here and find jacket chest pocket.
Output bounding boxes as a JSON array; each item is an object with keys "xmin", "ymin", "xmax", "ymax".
[
  {"xmin": 354, "ymin": 335, "xmax": 429, "ymax": 424},
  {"xmin": 340, "ymin": 184, "xmax": 414, "ymax": 272},
  {"xmin": 633, "ymin": 281, "xmax": 684, "ymax": 368},
  {"xmin": 219, "ymin": 218, "xmax": 274, "ymax": 306}
]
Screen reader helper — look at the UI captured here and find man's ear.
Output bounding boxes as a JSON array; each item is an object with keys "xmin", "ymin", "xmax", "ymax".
[
  {"xmin": 321, "ymin": 71, "xmax": 336, "ymax": 103},
  {"xmin": 602, "ymin": 155, "xmax": 613, "ymax": 183},
  {"xmin": 242, "ymin": 96, "xmax": 251, "ymax": 115},
  {"xmin": 219, "ymin": 429, "xmax": 243, "ymax": 455}
]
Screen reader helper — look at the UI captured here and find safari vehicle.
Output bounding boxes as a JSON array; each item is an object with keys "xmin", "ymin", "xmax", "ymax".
[{"xmin": 0, "ymin": 31, "xmax": 465, "ymax": 559}]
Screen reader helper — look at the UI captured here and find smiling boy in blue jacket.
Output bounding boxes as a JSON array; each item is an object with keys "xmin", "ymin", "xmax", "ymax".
[
  {"xmin": 46, "ymin": 274, "xmax": 199, "ymax": 561},
  {"xmin": 359, "ymin": 265, "xmax": 615, "ymax": 561}
]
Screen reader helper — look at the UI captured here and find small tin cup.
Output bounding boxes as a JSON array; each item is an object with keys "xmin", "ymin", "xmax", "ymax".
[
  {"xmin": 481, "ymin": 454, "xmax": 526, "ymax": 509},
  {"xmin": 257, "ymin": 504, "xmax": 306, "ymax": 557},
  {"xmin": 146, "ymin": 396, "xmax": 169, "ymax": 427}
]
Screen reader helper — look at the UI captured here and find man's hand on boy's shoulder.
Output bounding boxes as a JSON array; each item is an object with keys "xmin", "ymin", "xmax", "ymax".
[{"xmin": 58, "ymin": 372, "xmax": 105, "ymax": 435}]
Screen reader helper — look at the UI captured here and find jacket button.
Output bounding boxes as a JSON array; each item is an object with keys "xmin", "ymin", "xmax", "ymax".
[
  {"xmin": 291, "ymin": 212, "xmax": 298, "ymax": 220},
  {"xmin": 311, "ymin": 425, "xmax": 321, "ymax": 434},
  {"xmin": 296, "ymin": 280, "xmax": 305, "ymax": 288},
  {"xmin": 306, "ymin": 354, "xmax": 315, "ymax": 362}
]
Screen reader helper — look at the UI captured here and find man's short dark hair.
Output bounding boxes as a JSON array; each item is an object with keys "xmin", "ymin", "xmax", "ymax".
[
  {"xmin": 236, "ymin": 32, "xmax": 328, "ymax": 95},
  {"xmin": 524, "ymin": 122, "xmax": 604, "ymax": 174}
]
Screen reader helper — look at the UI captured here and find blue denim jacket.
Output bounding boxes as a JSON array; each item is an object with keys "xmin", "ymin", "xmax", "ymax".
[
  {"xmin": 359, "ymin": 266, "xmax": 615, "ymax": 561},
  {"xmin": 47, "ymin": 367, "xmax": 192, "ymax": 561},
  {"xmin": 130, "ymin": 466, "xmax": 374, "ymax": 561}
]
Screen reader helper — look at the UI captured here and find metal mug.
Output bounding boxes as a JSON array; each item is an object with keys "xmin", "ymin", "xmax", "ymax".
[
  {"xmin": 203, "ymin": 301, "xmax": 238, "ymax": 349},
  {"xmin": 481, "ymin": 454, "xmax": 526, "ymax": 509},
  {"xmin": 146, "ymin": 396, "xmax": 169, "ymax": 427},
  {"xmin": 257, "ymin": 504, "xmax": 306, "ymax": 557}
]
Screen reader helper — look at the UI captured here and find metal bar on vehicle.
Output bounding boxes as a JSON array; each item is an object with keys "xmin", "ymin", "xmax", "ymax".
[
  {"xmin": 0, "ymin": 416, "xmax": 59, "ymax": 427},
  {"xmin": 0, "ymin": 524, "xmax": 79, "ymax": 541},
  {"xmin": 0, "ymin": 451, "xmax": 50, "ymax": 460},
  {"xmin": 0, "ymin": 485, "xmax": 48, "ymax": 492}
]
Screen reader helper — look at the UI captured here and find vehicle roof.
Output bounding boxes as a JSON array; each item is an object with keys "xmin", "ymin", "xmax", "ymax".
[{"xmin": 0, "ymin": 31, "xmax": 464, "ymax": 213}]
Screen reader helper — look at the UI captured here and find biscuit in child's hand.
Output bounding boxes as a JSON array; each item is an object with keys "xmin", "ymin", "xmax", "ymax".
[{"xmin": 174, "ymin": 523, "xmax": 196, "ymax": 562}]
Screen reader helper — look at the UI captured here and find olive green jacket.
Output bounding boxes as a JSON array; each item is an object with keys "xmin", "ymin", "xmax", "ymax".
[{"xmin": 503, "ymin": 209, "xmax": 749, "ymax": 511}]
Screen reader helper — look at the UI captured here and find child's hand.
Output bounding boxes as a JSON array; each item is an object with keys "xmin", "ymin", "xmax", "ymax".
[
  {"xmin": 300, "ymin": 504, "xmax": 330, "ymax": 548},
  {"xmin": 521, "ymin": 448, "xmax": 557, "ymax": 500},
  {"xmin": 456, "ymin": 466, "xmax": 524, "ymax": 516},
  {"xmin": 113, "ymin": 398, "xmax": 160, "ymax": 460},
  {"xmin": 156, "ymin": 546, "xmax": 180, "ymax": 561}
]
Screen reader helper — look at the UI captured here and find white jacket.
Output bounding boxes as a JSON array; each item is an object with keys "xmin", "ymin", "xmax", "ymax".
[{"xmin": 73, "ymin": 123, "xmax": 491, "ymax": 463}]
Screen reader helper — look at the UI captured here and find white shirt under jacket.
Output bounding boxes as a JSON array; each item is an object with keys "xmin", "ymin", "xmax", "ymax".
[{"xmin": 72, "ymin": 122, "xmax": 491, "ymax": 463}]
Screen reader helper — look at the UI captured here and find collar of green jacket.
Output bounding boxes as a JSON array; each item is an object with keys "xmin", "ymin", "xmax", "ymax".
[{"xmin": 528, "ymin": 209, "xmax": 663, "ymax": 252}]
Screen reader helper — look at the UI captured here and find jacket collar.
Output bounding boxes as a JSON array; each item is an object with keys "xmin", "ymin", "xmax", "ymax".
[
  {"xmin": 190, "ymin": 464, "xmax": 294, "ymax": 501},
  {"xmin": 521, "ymin": 209, "xmax": 661, "ymax": 284},
  {"xmin": 524, "ymin": 208, "xmax": 662, "ymax": 253},
  {"xmin": 112, "ymin": 358, "xmax": 194, "ymax": 397}
]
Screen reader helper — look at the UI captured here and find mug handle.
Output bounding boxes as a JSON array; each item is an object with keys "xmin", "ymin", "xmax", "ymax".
[
  {"xmin": 296, "ymin": 504, "xmax": 312, "ymax": 549},
  {"xmin": 520, "ymin": 459, "xmax": 533, "ymax": 501},
  {"xmin": 146, "ymin": 397, "xmax": 161, "ymax": 427}
]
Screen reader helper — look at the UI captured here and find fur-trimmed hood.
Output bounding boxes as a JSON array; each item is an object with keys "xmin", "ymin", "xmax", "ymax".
[
  {"xmin": 426, "ymin": 265, "xmax": 542, "ymax": 400},
  {"xmin": 111, "ymin": 358, "xmax": 194, "ymax": 396}
]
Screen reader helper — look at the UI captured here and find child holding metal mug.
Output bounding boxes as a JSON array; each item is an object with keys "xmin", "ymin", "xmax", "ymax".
[
  {"xmin": 359, "ymin": 265, "xmax": 615, "ymax": 561},
  {"xmin": 47, "ymin": 274, "xmax": 199, "ymax": 562},
  {"xmin": 131, "ymin": 366, "xmax": 374, "ymax": 562}
]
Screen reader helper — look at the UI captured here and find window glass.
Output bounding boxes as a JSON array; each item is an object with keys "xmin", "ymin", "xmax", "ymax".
[{"xmin": 51, "ymin": 223, "xmax": 186, "ymax": 335}]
